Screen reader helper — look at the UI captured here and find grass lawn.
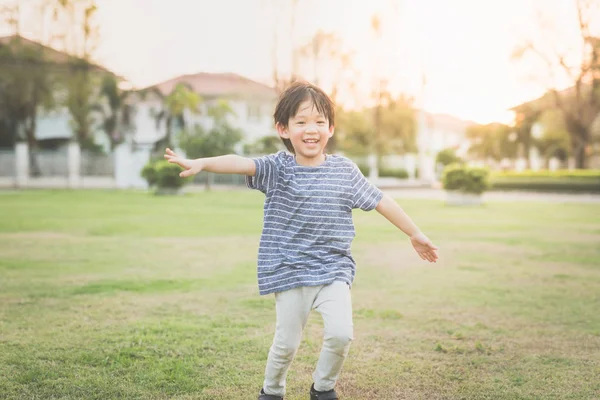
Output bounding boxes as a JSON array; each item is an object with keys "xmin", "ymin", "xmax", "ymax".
[{"xmin": 1, "ymin": 189, "xmax": 599, "ymax": 400}]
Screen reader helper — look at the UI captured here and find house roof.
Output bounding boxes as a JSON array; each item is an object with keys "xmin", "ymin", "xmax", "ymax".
[
  {"xmin": 143, "ymin": 72, "xmax": 278, "ymax": 99},
  {"xmin": 0, "ymin": 34, "xmax": 119, "ymax": 77},
  {"xmin": 424, "ymin": 111, "xmax": 477, "ymax": 132}
]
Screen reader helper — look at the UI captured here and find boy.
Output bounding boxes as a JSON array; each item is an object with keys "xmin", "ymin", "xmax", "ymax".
[{"xmin": 164, "ymin": 81, "xmax": 438, "ymax": 400}]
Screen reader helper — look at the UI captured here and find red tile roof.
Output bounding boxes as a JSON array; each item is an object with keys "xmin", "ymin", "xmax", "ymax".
[
  {"xmin": 144, "ymin": 72, "xmax": 278, "ymax": 99},
  {"xmin": 0, "ymin": 34, "xmax": 116, "ymax": 76}
]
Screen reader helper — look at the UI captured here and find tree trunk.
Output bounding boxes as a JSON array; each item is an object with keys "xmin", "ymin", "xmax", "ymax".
[
  {"xmin": 204, "ymin": 172, "xmax": 213, "ymax": 191},
  {"xmin": 25, "ymin": 114, "xmax": 41, "ymax": 177},
  {"xmin": 570, "ymin": 126, "xmax": 589, "ymax": 169},
  {"xmin": 573, "ymin": 143, "xmax": 587, "ymax": 169}
]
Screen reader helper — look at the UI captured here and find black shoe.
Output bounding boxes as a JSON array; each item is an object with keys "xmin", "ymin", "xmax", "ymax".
[
  {"xmin": 310, "ymin": 383, "xmax": 339, "ymax": 400},
  {"xmin": 258, "ymin": 388, "xmax": 284, "ymax": 400}
]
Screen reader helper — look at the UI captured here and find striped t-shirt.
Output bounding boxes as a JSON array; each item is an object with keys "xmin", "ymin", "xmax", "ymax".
[{"xmin": 246, "ymin": 151, "xmax": 384, "ymax": 295}]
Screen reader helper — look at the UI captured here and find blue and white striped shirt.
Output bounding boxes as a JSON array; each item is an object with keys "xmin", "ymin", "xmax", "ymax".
[{"xmin": 246, "ymin": 151, "xmax": 383, "ymax": 295}]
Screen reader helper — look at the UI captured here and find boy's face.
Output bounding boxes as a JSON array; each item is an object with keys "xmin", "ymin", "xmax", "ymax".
[{"xmin": 277, "ymin": 99, "xmax": 334, "ymax": 166}]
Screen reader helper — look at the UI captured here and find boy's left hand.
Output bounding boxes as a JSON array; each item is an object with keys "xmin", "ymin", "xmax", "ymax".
[{"xmin": 410, "ymin": 232, "xmax": 439, "ymax": 263}]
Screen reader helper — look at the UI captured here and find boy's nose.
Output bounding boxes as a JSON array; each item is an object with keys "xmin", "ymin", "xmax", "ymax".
[{"xmin": 304, "ymin": 123, "xmax": 318, "ymax": 132}]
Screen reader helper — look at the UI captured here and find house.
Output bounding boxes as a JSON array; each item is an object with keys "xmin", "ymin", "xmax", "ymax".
[
  {"xmin": 510, "ymin": 86, "xmax": 600, "ymax": 169},
  {"xmin": 132, "ymin": 72, "xmax": 279, "ymax": 151},
  {"xmin": 0, "ymin": 34, "xmax": 122, "ymax": 151},
  {"xmin": 415, "ymin": 111, "xmax": 477, "ymax": 181}
]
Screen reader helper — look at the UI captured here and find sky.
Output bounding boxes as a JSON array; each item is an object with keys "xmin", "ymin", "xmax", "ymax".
[{"xmin": 0, "ymin": 0, "xmax": 590, "ymax": 124}]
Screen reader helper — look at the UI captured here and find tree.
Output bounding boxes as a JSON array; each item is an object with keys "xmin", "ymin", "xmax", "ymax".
[
  {"xmin": 535, "ymin": 109, "xmax": 571, "ymax": 164},
  {"xmin": 178, "ymin": 100, "xmax": 243, "ymax": 190},
  {"xmin": 152, "ymin": 83, "xmax": 202, "ymax": 152},
  {"xmin": 243, "ymin": 136, "xmax": 283, "ymax": 155},
  {"xmin": 466, "ymin": 123, "xmax": 516, "ymax": 162},
  {"xmin": 513, "ymin": 0, "xmax": 600, "ymax": 168},
  {"xmin": 336, "ymin": 108, "xmax": 372, "ymax": 156},
  {"xmin": 296, "ymin": 30, "xmax": 355, "ymax": 152},
  {"xmin": 336, "ymin": 94, "xmax": 417, "ymax": 158},
  {"xmin": 0, "ymin": 36, "xmax": 57, "ymax": 174},
  {"xmin": 95, "ymin": 75, "xmax": 135, "ymax": 150},
  {"xmin": 43, "ymin": 0, "xmax": 105, "ymax": 150}
]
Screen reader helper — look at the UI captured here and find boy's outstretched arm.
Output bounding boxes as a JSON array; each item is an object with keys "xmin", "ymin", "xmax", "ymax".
[
  {"xmin": 164, "ymin": 148, "xmax": 256, "ymax": 177},
  {"xmin": 375, "ymin": 194, "xmax": 439, "ymax": 263}
]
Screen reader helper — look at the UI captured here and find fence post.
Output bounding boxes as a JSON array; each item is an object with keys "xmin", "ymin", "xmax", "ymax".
[
  {"xmin": 67, "ymin": 141, "xmax": 81, "ymax": 188},
  {"xmin": 15, "ymin": 142, "xmax": 29, "ymax": 188}
]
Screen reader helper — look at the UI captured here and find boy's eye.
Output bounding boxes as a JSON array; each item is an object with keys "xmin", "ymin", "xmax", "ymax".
[
  {"xmin": 297, "ymin": 121, "xmax": 305, "ymax": 125},
  {"xmin": 317, "ymin": 121, "xmax": 326, "ymax": 124}
]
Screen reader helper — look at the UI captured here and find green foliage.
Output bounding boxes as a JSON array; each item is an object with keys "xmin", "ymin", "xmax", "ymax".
[
  {"xmin": 378, "ymin": 167, "xmax": 409, "ymax": 179},
  {"xmin": 336, "ymin": 95, "xmax": 417, "ymax": 156},
  {"xmin": 356, "ymin": 163, "xmax": 370, "ymax": 176},
  {"xmin": 141, "ymin": 160, "xmax": 191, "ymax": 191},
  {"xmin": 491, "ymin": 169, "xmax": 600, "ymax": 179},
  {"xmin": 95, "ymin": 75, "xmax": 134, "ymax": 150},
  {"xmin": 65, "ymin": 61, "xmax": 101, "ymax": 148},
  {"xmin": 490, "ymin": 169, "xmax": 600, "ymax": 193},
  {"xmin": 442, "ymin": 163, "xmax": 490, "ymax": 194},
  {"xmin": 0, "ymin": 37, "xmax": 58, "ymax": 149},
  {"xmin": 243, "ymin": 136, "xmax": 283, "ymax": 155},
  {"xmin": 466, "ymin": 123, "xmax": 516, "ymax": 161},
  {"xmin": 533, "ymin": 109, "xmax": 571, "ymax": 161},
  {"xmin": 153, "ymin": 83, "xmax": 202, "ymax": 151},
  {"xmin": 336, "ymin": 109, "xmax": 372, "ymax": 156},
  {"xmin": 436, "ymin": 148, "xmax": 463, "ymax": 166},
  {"xmin": 178, "ymin": 101, "xmax": 242, "ymax": 159}
]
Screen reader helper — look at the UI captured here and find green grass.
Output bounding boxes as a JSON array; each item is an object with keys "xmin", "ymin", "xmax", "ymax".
[{"xmin": 1, "ymin": 189, "xmax": 599, "ymax": 400}]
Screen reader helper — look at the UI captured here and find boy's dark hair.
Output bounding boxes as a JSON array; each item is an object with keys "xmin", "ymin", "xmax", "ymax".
[{"xmin": 273, "ymin": 81, "xmax": 335, "ymax": 153}]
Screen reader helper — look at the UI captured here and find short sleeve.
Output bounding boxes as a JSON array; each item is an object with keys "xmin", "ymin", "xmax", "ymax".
[
  {"xmin": 245, "ymin": 152, "xmax": 284, "ymax": 195},
  {"xmin": 350, "ymin": 163, "xmax": 384, "ymax": 211}
]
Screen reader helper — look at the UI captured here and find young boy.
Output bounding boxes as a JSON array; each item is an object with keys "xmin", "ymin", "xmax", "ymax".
[{"xmin": 164, "ymin": 81, "xmax": 438, "ymax": 400}]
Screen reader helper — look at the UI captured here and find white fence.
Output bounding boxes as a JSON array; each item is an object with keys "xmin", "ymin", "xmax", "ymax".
[
  {"xmin": 0, "ymin": 143, "xmax": 428, "ymax": 190},
  {"xmin": 0, "ymin": 142, "xmax": 121, "ymax": 189}
]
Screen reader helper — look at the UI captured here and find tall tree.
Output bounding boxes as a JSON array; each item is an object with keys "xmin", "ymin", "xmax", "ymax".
[
  {"xmin": 95, "ymin": 75, "xmax": 135, "ymax": 150},
  {"xmin": 179, "ymin": 100, "xmax": 242, "ymax": 190},
  {"xmin": 466, "ymin": 123, "xmax": 516, "ymax": 162},
  {"xmin": 337, "ymin": 93, "xmax": 417, "ymax": 158},
  {"xmin": 0, "ymin": 36, "xmax": 57, "ymax": 174},
  {"xmin": 152, "ymin": 83, "xmax": 202, "ymax": 152},
  {"xmin": 513, "ymin": 0, "xmax": 600, "ymax": 168},
  {"xmin": 44, "ymin": 0, "xmax": 103, "ymax": 149}
]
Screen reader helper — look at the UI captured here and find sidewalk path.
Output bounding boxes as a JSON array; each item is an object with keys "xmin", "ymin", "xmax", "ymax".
[{"xmin": 384, "ymin": 188, "xmax": 600, "ymax": 203}]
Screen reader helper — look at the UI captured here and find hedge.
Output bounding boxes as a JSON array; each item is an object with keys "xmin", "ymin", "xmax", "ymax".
[{"xmin": 490, "ymin": 170, "xmax": 600, "ymax": 193}]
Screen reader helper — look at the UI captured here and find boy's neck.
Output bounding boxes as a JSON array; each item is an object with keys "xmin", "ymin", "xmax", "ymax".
[{"xmin": 295, "ymin": 153, "xmax": 327, "ymax": 167}]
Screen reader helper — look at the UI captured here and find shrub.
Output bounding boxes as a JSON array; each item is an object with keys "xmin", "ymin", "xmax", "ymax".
[
  {"xmin": 357, "ymin": 164, "xmax": 370, "ymax": 177},
  {"xmin": 489, "ymin": 169, "xmax": 600, "ymax": 193},
  {"xmin": 141, "ymin": 160, "xmax": 191, "ymax": 192},
  {"xmin": 436, "ymin": 148, "xmax": 463, "ymax": 167},
  {"xmin": 442, "ymin": 163, "xmax": 490, "ymax": 194},
  {"xmin": 379, "ymin": 167, "xmax": 409, "ymax": 179}
]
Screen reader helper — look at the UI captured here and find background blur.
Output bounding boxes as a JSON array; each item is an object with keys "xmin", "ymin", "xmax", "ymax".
[{"xmin": 1, "ymin": 0, "xmax": 599, "ymax": 191}]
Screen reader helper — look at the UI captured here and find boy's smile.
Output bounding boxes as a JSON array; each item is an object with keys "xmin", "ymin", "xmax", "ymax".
[{"xmin": 277, "ymin": 99, "xmax": 334, "ymax": 167}]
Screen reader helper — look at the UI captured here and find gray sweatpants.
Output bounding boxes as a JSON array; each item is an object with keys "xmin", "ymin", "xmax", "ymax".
[{"xmin": 262, "ymin": 281, "xmax": 354, "ymax": 396}]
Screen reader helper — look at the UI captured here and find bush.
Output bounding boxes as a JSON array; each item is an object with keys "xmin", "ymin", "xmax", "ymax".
[
  {"xmin": 141, "ymin": 160, "xmax": 191, "ymax": 192},
  {"xmin": 442, "ymin": 163, "xmax": 490, "ymax": 194},
  {"xmin": 436, "ymin": 148, "xmax": 463, "ymax": 167},
  {"xmin": 379, "ymin": 167, "xmax": 409, "ymax": 179},
  {"xmin": 489, "ymin": 169, "xmax": 600, "ymax": 193},
  {"xmin": 357, "ymin": 164, "xmax": 370, "ymax": 177},
  {"xmin": 491, "ymin": 169, "xmax": 600, "ymax": 179}
]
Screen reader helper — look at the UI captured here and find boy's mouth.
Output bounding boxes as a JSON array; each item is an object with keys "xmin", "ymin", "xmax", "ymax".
[{"xmin": 303, "ymin": 139, "xmax": 319, "ymax": 144}]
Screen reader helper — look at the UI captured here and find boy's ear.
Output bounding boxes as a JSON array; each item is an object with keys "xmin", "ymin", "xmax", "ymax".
[
  {"xmin": 328, "ymin": 125, "xmax": 335, "ymax": 137},
  {"xmin": 276, "ymin": 122, "xmax": 290, "ymax": 139}
]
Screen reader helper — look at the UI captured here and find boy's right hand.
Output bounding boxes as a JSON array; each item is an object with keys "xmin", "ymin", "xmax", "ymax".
[{"xmin": 164, "ymin": 148, "xmax": 202, "ymax": 177}]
